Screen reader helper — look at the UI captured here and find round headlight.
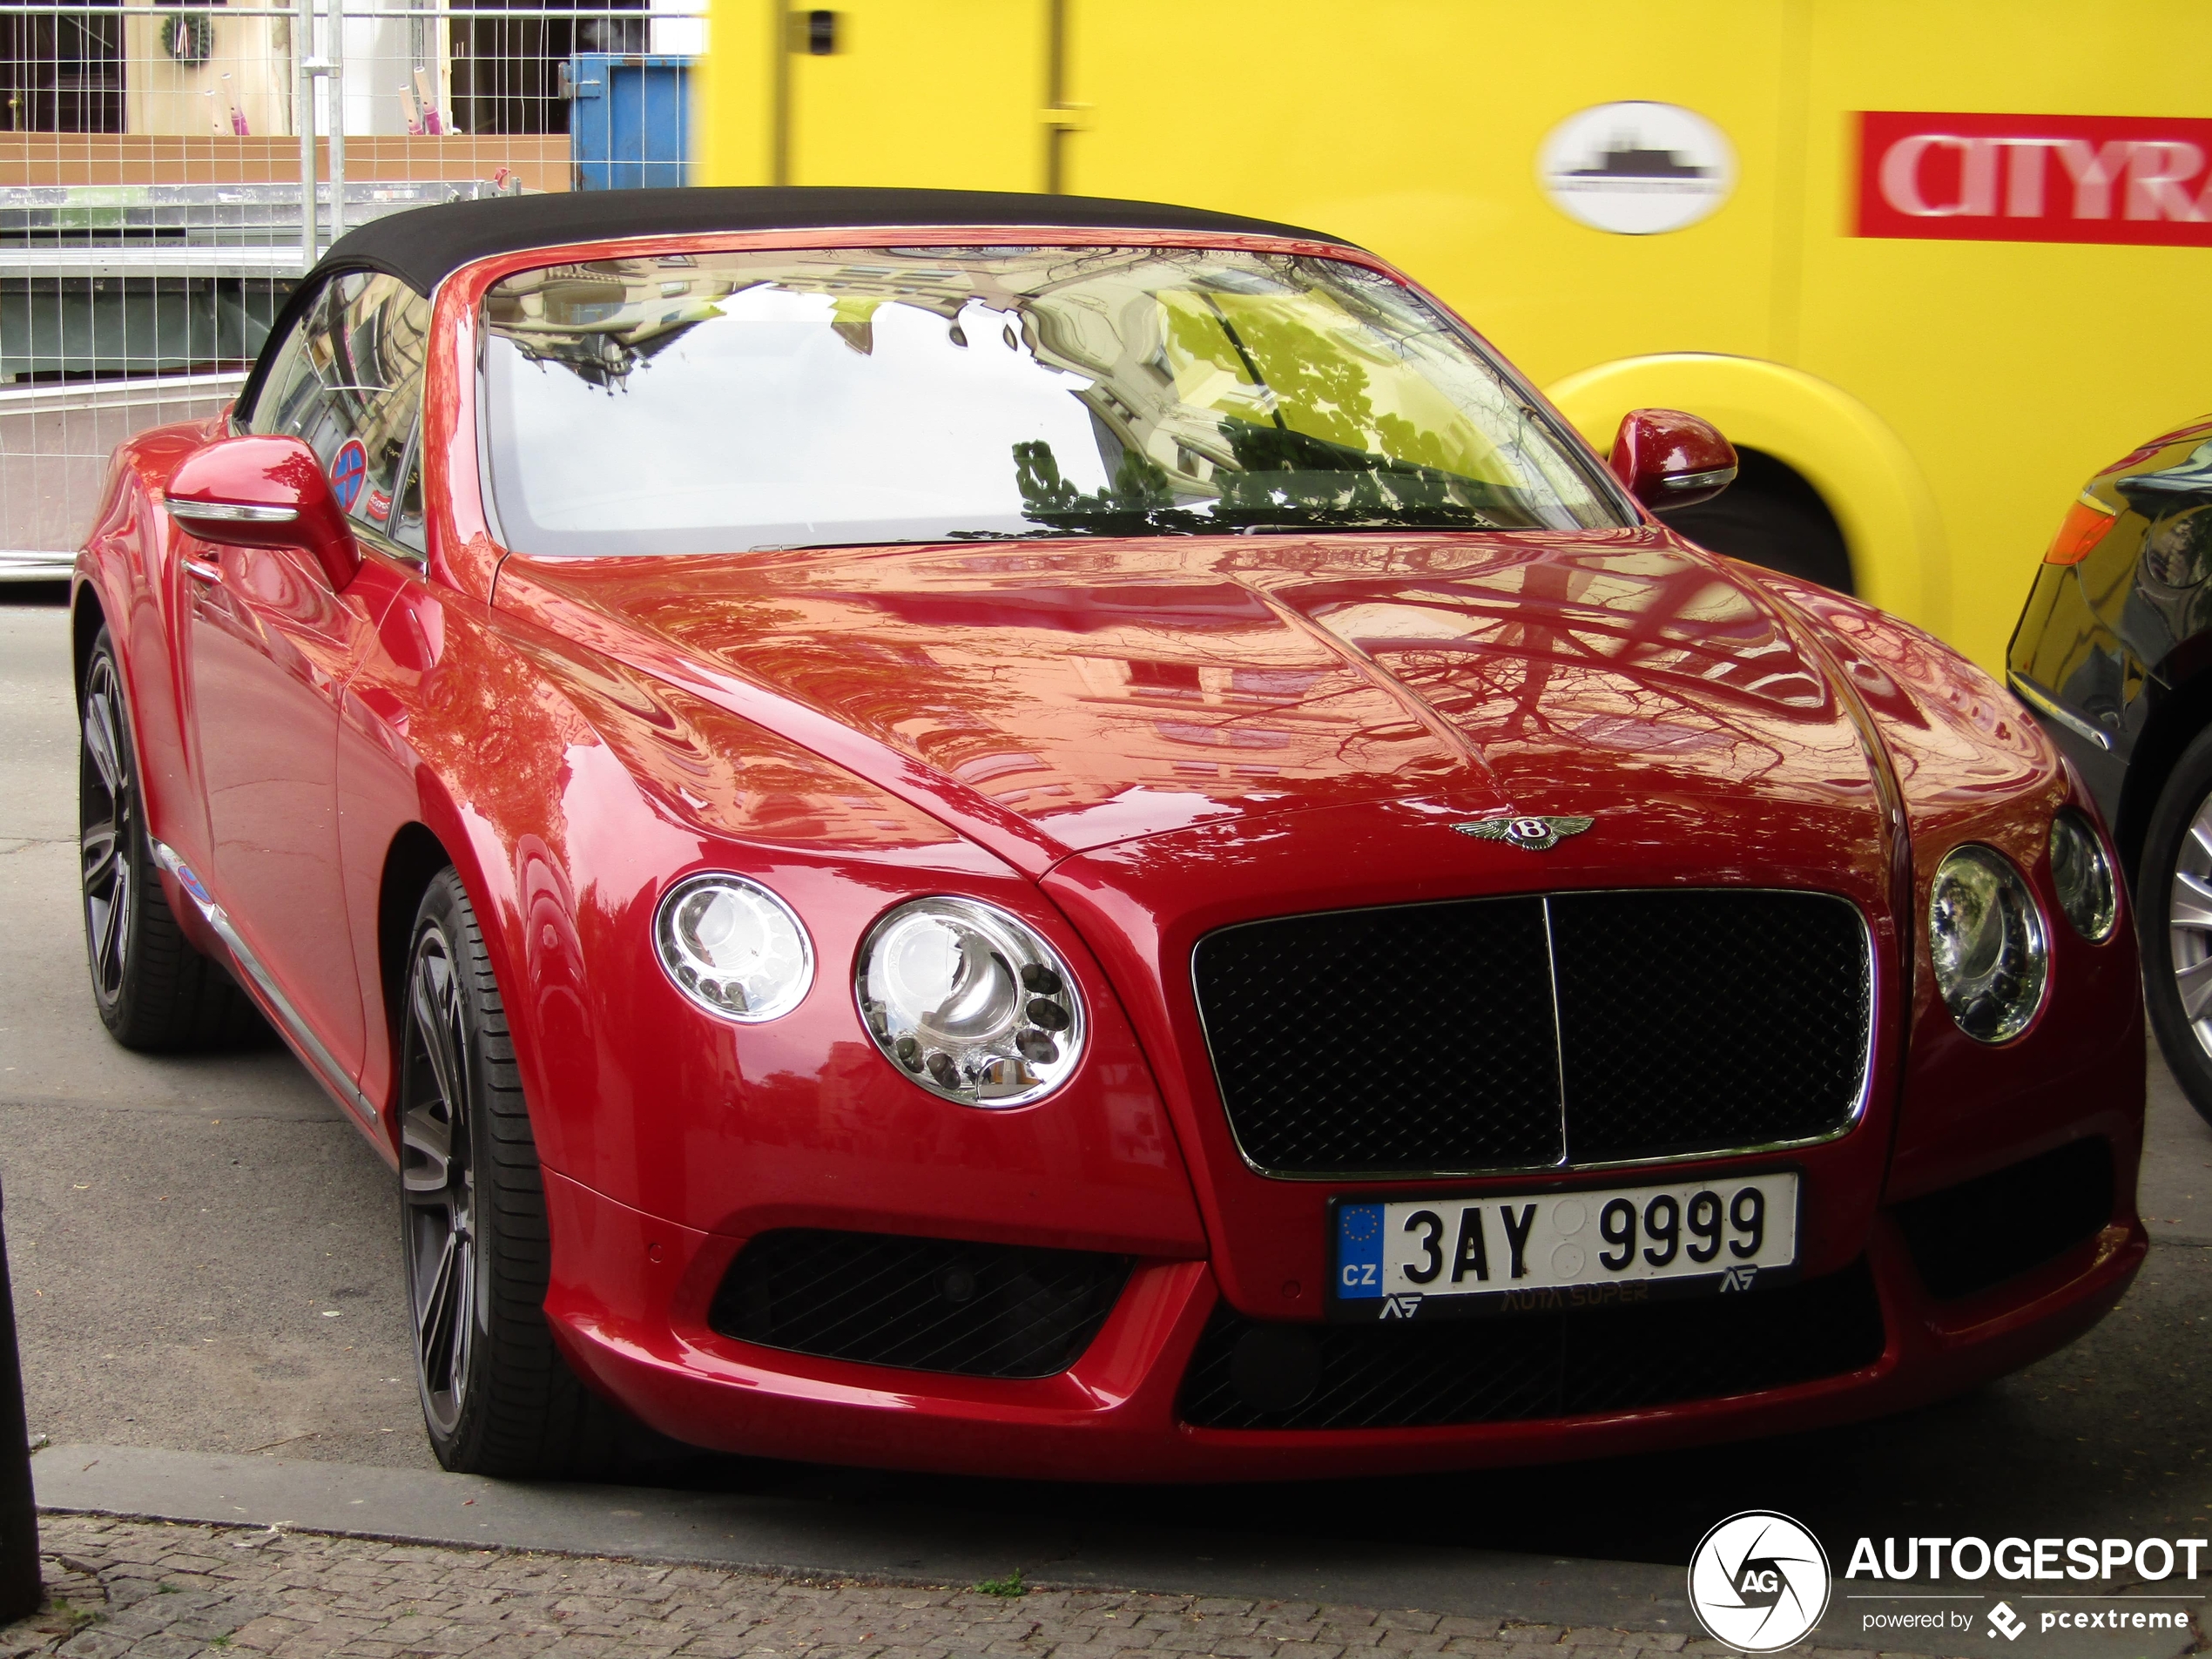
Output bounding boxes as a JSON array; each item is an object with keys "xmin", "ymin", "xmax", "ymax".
[
  {"xmin": 1928, "ymin": 845, "xmax": 2048, "ymax": 1042},
  {"xmin": 2048, "ymin": 810, "xmax": 2118, "ymax": 942},
  {"xmin": 654, "ymin": 873, "xmax": 813, "ymax": 1022},
  {"xmin": 856, "ymin": 897, "xmax": 1084, "ymax": 1107}
]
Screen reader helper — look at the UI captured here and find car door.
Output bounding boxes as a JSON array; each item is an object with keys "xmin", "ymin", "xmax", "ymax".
[{"xmin": 179, "ymin": 272, "xmax": 425, "ymax": 1089}]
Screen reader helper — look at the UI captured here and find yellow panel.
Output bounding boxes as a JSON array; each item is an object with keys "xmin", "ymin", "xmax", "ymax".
[
  {"xmin": 1788, "ymin": 0, "xmax": 2212, "ymax": 665},
  {"xmin": 786, "ymin": 0, "xmax": 1049, "ymax": 191},
  {"xmin": 692, "ymin": 0, "xmax": 2212, "ymax": 668},
  {"xmin": 1062, "ymin": 0, "xmax": 1790, "ymax": 381},
  {"xmin": 697, "ymin": 0, "xmax": 777, "ymax": 185}
]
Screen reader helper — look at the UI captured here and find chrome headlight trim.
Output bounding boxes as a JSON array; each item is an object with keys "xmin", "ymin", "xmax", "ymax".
[
  {"xmin": 855, "ymin": 895, "xmax": 1085, "ymax": 1108},
  {"xmin": 2048, "ymin": 810, "xmax": 2119, "ymax": 943},
  {"xmin": 1928, "ymin": 844, "xmax": 2049, "ymax": 1043},
  {"xmin": 653, "ymin": 872, "xmax": 814, "ymax": 1024}
]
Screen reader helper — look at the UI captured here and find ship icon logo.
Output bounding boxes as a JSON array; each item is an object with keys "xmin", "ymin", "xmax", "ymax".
[
  {"xmin": 1566, "ymin": 142, "xmax": 1712, "ymax": 182},
  {"xmin": 1540, "ymin": 101, "xmax": 1736, "ymax": 236}
]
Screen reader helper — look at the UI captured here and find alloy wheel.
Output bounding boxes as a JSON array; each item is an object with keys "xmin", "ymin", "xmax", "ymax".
[
  {"xmin": 79, "ymin": 653, "xmax": 134, "ymax": 1008},
  {"xmin": 401, "ymin": 924, "xmax": 477, "ymax": 1439},
  {"xmin": 2169, "ymin": 791, "xmax": 2212, "ymax": 1059}
]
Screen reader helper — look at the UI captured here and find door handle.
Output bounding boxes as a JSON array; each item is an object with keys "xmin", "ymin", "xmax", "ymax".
[{"xmin": 183, "ymin": 557, "xmax": 222, "ymax": 584}]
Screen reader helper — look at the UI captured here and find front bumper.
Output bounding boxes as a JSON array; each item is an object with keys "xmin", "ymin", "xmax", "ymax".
[{"xmin": 540, "ymin": 1164, "xmax": 2146, "ymax": 1483}]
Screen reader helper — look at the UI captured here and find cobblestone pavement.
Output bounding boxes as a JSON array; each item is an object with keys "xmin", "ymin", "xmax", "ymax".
[{"xmin": 0, "ymin": 1514, "xmax": 1889, "ymax": 1659}]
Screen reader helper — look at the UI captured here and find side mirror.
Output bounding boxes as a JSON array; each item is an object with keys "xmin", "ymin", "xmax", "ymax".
[
  {"xmin": 1608, "ymin": 408, "xmax": 1738, "ymax": 512},
  {"xmin": 165, "ymin": 435, "xmax": 361, "ymax": 593}
]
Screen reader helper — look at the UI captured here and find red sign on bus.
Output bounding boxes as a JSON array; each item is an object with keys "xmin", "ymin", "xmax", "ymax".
[{"xmin": 1856, "ymin": 110, "xmax": 2212, "ymax": 246}]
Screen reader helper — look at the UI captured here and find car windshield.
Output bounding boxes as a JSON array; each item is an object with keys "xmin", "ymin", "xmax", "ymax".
[{"xmin": 480, "ymin": 245, "xmax": 1630, "ymax": 556}]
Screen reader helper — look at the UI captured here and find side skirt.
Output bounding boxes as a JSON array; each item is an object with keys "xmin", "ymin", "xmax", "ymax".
[{"xmin": 148, "ymin": 837, "xmax": 386, "ymax": 1146}]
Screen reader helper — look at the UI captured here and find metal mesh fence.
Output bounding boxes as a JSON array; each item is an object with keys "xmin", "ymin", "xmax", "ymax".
[{"xmin": 0, "ymin": 0, "xmax": 704, "ymax": 575}]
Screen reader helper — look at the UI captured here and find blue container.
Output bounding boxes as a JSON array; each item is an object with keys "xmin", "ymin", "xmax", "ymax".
[{"xmin": 569, "ymin": 54, "xmax": 692, "ymax": 191}]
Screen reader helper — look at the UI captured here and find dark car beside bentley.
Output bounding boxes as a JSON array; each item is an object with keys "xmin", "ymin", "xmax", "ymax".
[{"xmin": 2011, "ymin": 421, "xmax": 2212, "ymax": 1123}]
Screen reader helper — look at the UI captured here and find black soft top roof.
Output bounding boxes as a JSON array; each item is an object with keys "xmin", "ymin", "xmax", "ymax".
[{"xmin": 316, "ymin": 185, "xmax": 1359, "ymax": 295}]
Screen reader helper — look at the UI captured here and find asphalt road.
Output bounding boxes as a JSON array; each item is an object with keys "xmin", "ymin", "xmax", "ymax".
[{"xmin": 6, "ymin": 587, "xmax": 2212, "ymax": 1575}]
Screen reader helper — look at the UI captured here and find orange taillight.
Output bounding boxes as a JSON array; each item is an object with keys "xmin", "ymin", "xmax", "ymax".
[{"xmin": 2044, "ymin": 494, "xmax": 2122, "ymax": 565}]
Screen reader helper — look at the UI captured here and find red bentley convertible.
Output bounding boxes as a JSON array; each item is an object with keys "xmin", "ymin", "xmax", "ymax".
[{"xmin": 71, "ymin": 188, "xmax": 2144, "ymax": 1480}]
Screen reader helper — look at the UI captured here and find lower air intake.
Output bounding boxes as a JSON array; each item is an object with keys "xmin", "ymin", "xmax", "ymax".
[
  {"xmin": 708, "ymin": 1229, "xmax": 1130, "ymax": 1379},
  {"xmin": 1180, "ymin": 1260, "xmax": 1885, "ymax": 1430},
  {"xmin": 1892, "ymin": 1139, "xmax": 2114, "ymax": 1301}
]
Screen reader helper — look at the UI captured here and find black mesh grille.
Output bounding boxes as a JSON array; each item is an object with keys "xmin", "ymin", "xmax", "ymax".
[
  {"xmin": 1181, "ymin": 1261, "xmax": 1885, "ymax": 1431},
  {"xmin": 1550, "ymin": 892, "xmax": 1871, "ymax": 1162},
  {"xmin": 1894, "ymin": 1139, "xmax": 2114, "ymax": 1301},
  {"xmin": 1192, "ymin": 897, "xmax": 1561, "ymax": 1174},
  {"xmin": 1194, "ymin": 890, "xmax": 1869, "ymax": 1176},
  {"xmin": 708, "ymin": 1230, "xmax": 1130, "ymax": 1379}
]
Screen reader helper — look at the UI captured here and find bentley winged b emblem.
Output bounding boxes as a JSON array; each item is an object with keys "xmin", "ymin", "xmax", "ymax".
[{"xmin": 1453, "ymin": 814, "xmax": 1595, "ymax": 853}]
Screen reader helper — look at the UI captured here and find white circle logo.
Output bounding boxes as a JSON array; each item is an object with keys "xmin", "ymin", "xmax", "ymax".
[
  {"xmin": 1538, "ymin": 101, "xmax": 1736, "ymax": 234},
  {"xmin": 1687, "ymin": 1511, "xmax": 1830, "ymax": 1652}
]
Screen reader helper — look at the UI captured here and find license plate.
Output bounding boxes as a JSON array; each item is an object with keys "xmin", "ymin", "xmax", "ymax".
[{"xmin": 1330, "ymin": 1172, "xmax": 1798, "ymax": 1322}]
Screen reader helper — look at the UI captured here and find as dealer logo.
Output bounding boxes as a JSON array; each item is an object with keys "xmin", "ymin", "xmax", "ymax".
[{"xmin": 1688, "ymin": 1512, "xmax": 1831, "ymax": 1652}]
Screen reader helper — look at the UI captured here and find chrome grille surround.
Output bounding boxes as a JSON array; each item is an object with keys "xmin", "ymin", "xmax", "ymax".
[{"xmin": 1190, "ymin": 888, "xmax": 1877, "ymax": 1181}]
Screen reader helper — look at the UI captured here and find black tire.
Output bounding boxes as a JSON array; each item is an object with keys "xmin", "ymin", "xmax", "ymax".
[
  {"xmin": 1656, "ymin": 450, "xmax": 1856, "ymax": 595},
  {"xmin": 78, "ymin": 627, "xmax": 263, "ymax": 1051},
  {"xmin": 2140, "ymin": 723, "xmax": 2212, "ymax": 1127},
  {"xmin": 400, "ymin": 867, "xmax": 620, "ymax": 1476}
]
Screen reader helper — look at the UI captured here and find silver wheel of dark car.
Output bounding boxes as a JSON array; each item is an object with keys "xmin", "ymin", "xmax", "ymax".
[
  {"xmin": 2142, "ymin": 725, "xmax": 2212, "ymax": 1126},
  {"xmin": 2168, "ymin": 790, "xmax": 2212, "ymax": 1058},
  {"xmin": 401, "ymin": 918, "xmax": 477, "ymax": 1440},
  {"xmin": 77, "ymin": 625, "xmax": 262, "ymax": 1051},
  {"xmin": 397, "ymin": 867, "xmax": 624, "ymax": 1475}
]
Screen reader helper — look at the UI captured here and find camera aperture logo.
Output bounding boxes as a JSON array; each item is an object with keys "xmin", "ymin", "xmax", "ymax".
[{"xmin": 1689, "ymin": 1512, "xmax": 1831, "ymax": 1652}]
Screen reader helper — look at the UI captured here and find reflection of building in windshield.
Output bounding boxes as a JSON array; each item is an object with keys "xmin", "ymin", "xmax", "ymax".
[
  {"xmin": 487, "ymin": 260, "xmax": 751, "ymax": 391},
  {"xmin": 482, "ymin": 247, "xmax": 1544, "ymax": 512}
]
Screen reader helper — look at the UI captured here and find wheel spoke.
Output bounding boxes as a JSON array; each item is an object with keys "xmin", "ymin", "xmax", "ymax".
[
  {"xmin": 2175, "ymin": 871, "xmax": 2212, "ymax": 932},
  {"xmin": 86, "ymin": 894, "xmax": 115, "ymax": 987},
  {"xmin": 88, "ymin": 861, "xmax": 129, "ymax": 993},
  {"xmin": 80, "ymin": 825, "xmax": 118, "ymax": 894},
  {"xmin": 410, "ymin": 954, "xmax": 467, "ymax": 1122},
  {"xmin": 111, "ymin": 861, "xmax": 130, "ymax": 980},
  {"xmin": 2177, "ymin": 955, "xmax": 2212, "ymax": 1022},
  {"xmin": 448, "ymin": 1238, "xmax": 475, "ymax": 1398},
  {"xmin": 82, "ymin": 690, "xmax": 124, "ymax": 799},
  {"xmin": 399, "ymin": 1103, "xmax": 453, "ymax": 1193},
  {"xmin": 416, "ymin": 1228, "xmax": 462, "ymax": 1386}
]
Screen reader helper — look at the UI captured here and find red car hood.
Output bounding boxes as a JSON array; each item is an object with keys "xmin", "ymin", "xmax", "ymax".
[{"xmin": 495, "ymin": 527, "xmax": 1887, "ymax": 872}]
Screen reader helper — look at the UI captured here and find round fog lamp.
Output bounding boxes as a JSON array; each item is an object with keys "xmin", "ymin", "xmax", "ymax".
[
  {"xmin": 2048, "ymin": 811, "xmax": 2118, "ymax": 942},
  {"xmin": 857, "ymin": 896, "xmax": 1084, "ymax": 1106},
  {"xmin": 654, "ymin": 873, "xmax": 813, "ymax": 1022},
  {"xmin": 1928, "ymin": 845, "xmax": 2048, "ymax": 1043}
]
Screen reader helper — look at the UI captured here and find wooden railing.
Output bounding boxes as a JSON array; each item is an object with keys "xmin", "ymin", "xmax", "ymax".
[{"xmin": 0, "ymin": 134, "xmax": 571, "ymax": 190}]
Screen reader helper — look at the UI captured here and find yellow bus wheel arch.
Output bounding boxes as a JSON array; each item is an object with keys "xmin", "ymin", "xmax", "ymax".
[{"xmin": 1544, "ymin": 354, "xmax": 1947, "ymax": 632}]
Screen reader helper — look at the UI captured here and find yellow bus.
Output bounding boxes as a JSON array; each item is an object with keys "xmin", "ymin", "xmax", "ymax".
[{"xmin": 694, "ymin": 0, "xmax": 2212, "ymax": 670}]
